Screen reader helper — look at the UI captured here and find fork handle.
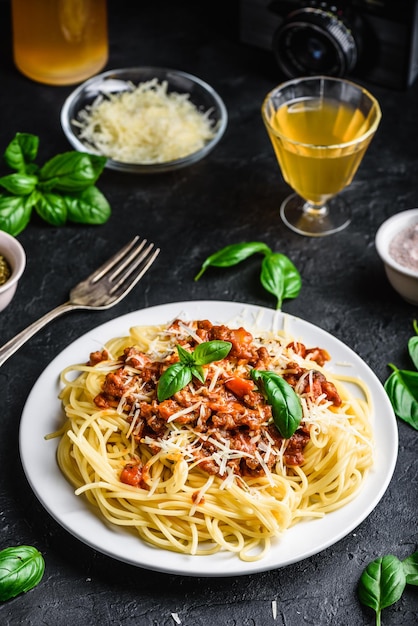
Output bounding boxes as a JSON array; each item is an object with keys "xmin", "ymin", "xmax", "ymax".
[{"xmin": 0, "ymin": 301, "xmax": 77, "ymax": 368}]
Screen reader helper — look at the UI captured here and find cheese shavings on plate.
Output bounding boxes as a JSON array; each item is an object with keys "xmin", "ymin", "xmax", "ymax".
[{"xmin": 73, "ymin": 78, "xmax": 217, "ymax": 164}]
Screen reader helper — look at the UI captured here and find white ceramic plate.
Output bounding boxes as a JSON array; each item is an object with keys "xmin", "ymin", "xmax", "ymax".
[{"xmin": 19, "ymin": 301, "xmax": 398, "ymax": 577}]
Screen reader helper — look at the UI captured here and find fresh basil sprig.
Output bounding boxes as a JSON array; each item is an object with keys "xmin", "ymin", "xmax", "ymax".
[
  {"xmin": 0, "ymin": 545, "xmax": 45, "ymax": 601},
  {"xmin": 194, "ymin": 241, "xmax": 302, "ymax": 310},
  {"xmin": 358, "ymin": 550, "xmax": 418, "ymax": 625},
  {"xmin": 194, "ymin": 242, "xmax": 272, "ymax": 280},
  {"xmin": 260, "ymin": 252, "xmax": 302, "ymax": 307},
  {"xmin": 157, "ymin": 340, "xmax": 232, "ymax": 402},
  {"xmin": 384, "ymin": 319, "xmax": 418, "ymax": 430},
  {"xmin": 250, "ymin": 369, "xmax": 302, "ymax": 438},
  {"xmin": 0, "ymin": 132, "xmax": 110, "ymax": 235}
]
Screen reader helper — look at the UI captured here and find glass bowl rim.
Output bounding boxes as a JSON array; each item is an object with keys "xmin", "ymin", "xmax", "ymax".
[
  {"xmin": 60, "ymin": 66, "xmax": 228, "ymax": 173},
  {"xmin": 261, "ymin": 74, "xmax": 382, "ymax": 150}
]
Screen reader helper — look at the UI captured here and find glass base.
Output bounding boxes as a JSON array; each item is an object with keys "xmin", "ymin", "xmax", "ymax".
[{"xmin": 280, "ymin": 193, "xmax": 352, "ymax": 237}]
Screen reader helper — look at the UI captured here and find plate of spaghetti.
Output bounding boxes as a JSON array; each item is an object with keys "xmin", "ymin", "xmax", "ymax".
[{"xmin": 19, "ymin": 300, "xmax": 398, "ymax": 576}]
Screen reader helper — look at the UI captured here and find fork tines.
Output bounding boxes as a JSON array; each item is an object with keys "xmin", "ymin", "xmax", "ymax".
[{"xmin": 91, "ymin": 236, "xmax": 160, "ymax": 297}]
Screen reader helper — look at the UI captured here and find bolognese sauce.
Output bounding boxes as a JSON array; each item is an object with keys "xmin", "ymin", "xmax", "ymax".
[{"xmin": 90, "ymin": 319, "xmax": 341, "ymax": 486}]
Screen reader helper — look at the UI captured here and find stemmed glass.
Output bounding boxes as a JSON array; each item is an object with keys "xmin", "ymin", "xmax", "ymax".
[{"xmin": 261, "ymin": 76, "xmax": 382, "ymax": 237}]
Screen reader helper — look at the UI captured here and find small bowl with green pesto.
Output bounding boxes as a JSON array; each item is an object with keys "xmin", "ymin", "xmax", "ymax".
[
  {"xmin": 0, "ymin": 230, "xmax": 26, "ymax": 312},
  {"xmin": 375, "ymin": 208, "xmax": 418, "ymax": 306}
]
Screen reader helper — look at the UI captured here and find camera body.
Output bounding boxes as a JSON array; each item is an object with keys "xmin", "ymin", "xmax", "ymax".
[{"xmin": 239, "ymin": 0, "xmax": 418, "ymax": 89}]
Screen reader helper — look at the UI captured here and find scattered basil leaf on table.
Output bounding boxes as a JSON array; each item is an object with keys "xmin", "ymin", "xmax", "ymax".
[
  {"xmin": 0, "ymin": 195, "xmax": 32, "ymax": 235},
  {"xmin": 402, "ymin": 551, "xmax": 418, "ymax": 585},
  {"xmin": 250, "ymin": 369, "xmax": 302, "ymax": 438},
  {"xmin": 0, "ymin": 132, "xmax": 110, "ymax": 235},
  {"xmin": 38, "ymin": 151, "xmax": 105, "ymax": 192},
  {"xmin": 358, "ymin": 550, "xmax": 418, "ymax": 625},
  {"xmin": 194, "ymin": 241, "xmax": 301, "ymax": 310},
  {"xmin": 0, "ymin": 545, "xmax": 45, "ymax": 602},
  {"xmin": 4, "ymin": 132, "xmax": 39, "ymax": 171},
  {"xmin": 384, "ymin": 367, "xmax": 418, "ymax": 429},
  {"xmin": 407, "ymin": 319, "xmax": 418, "ymax": 369},
  {"xmin": 358, "ymin": 554, "xmax": 406, "ymax": 626},
  {"xmin": 194, "ymin": 241, "xmax": 272, "ymax": 281},
  {"xmin": 35, "ymin": 192, "xmax": 68, "ymax": 226},
  {"xmin": 157, "ymin": 340, "xmax": 232, "ymax": 402},
  {"xmin": 384, "ymin": 319, "xmax": 418, "ymax": 430},
  {"xmin": 0, "ymin": 173, "xmax": 38, "ymax": 195},
  {"xmin": 65, "ymin": 186, "xmax": 111, "ymax": 224},
  {"xmin": 260, "ymin": 252, "xmax": 302, "ymax": 309}
]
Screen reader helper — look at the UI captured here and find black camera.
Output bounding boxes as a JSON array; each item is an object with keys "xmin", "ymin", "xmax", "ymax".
[{"xmin": 239, "ymin": 0, "xmax": 418, "ymax": 89}]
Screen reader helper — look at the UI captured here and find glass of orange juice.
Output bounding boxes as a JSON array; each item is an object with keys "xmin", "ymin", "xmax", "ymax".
[
  {"xmin": 11, "ymin": 0, "xmax": 108, "ymax": 86},
  {"xmin": 261, "ymin": 76, "xmax": 381, "ymax": 237}
]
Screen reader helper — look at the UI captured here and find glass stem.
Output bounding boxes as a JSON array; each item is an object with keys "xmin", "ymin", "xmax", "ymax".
[{"xmin": 302, "ymin": 202, "xmax": 329, "ymax": 218}]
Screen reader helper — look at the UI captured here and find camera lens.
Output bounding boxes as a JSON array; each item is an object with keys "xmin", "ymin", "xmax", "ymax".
[{"xmin": 273, "ymin": 7, "xmax": 359, "ymax": 78}]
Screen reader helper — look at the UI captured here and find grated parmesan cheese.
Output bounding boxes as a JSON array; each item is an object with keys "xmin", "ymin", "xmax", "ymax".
[
  {"xmin": 74, "ymin": 78, "xmax": 217, "ymax": 164},
  {"xmin": 272, "ymin": 599, "xmax": 277, "ymax": 620}
]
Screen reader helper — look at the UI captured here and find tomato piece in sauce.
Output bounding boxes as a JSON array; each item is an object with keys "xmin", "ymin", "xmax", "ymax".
[{"xmin": 225, "ymin": 376, "xmax": 255, "ymax": 397}]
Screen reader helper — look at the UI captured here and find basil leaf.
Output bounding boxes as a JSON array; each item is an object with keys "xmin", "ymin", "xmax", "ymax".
[
  {"xmin": 409, "ymin": 337, "xmax": 418, "ymax": 370},
  {"xmin": 157, "ymin": 362, "xmax": 192, "ymax": 402},
  {"xmin": 0, "ymin": 545, "xmax": 45, "ymax": 601},
  {"xmin": 26, "ymin": 162, "xmax": 39, "ymax": 176},
  {"xmin": 358, "ymin": 554, "xmax": 406, "ymax": 621},
  {"xmin": 408, "ymin": 320, "xmax": 418, "ymax": 369},
  {"xmin": 64, "ymin": 186, "xmax": 111, "ymax": 224},
  {"xmin": 402, "ymin": 551, "xmax": 418, "ymax": 585},
  {"xmin": 4, "ymin": 132, "xmax": 39, "ymax": 172},
  {"xmin": 190, "ymin": 364, "xmax": 205, "ymax": 383},
  {"xmin": 35, "ymin": 192, "xmax": 67, "ymax": 226},
  {"xmin": 193, "ymin": 340, "xmax": 232, "ymax": 365},
  {"xmin": 157, "ymin": 341, "xmax": 232, "ymax": 401},
  {"xmin": 194, "ymin": 241, "xmax": 272, "ymax": 281},
  {"xmin": 260, "ymin": 252, "xmax": 302, "ymax": 310},
  {"xmin": 250, "ymin": 369, "xmax": 302, "ymax": 438},
  {"xmin": 0, "ymin": 133, "xmax": 111, "ymax": 234},
  {"xmin": 39, "ymin": 152, "xmax": 107, "ymax": 192},
  {"xmin": 260, "ymin": 253, "xmax": 285, "ymax": 309},
  {"xmin": 0, "ymin": 194, "xmax": 32, "ymax": 236},
  {"xmin": 384, "ymin": 367, "xmax": 418, "ymax": 430},
  {"xmin": 177, "ymin": 344, "xmax": 195, "ymax": 365},
  {"xmin": 0, "ymin": 173, "xmax": 38, "ymax": 195}
]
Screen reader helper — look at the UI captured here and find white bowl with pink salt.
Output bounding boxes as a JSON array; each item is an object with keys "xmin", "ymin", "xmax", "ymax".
[{"xmin": 375, "ymin": 208, "xmax": 418, "ymax": 305}]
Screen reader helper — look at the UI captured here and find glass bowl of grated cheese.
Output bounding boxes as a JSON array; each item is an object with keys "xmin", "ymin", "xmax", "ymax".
[{"xmin": 60, "ymin": 66, "xmax": 228, "ymax": 173}]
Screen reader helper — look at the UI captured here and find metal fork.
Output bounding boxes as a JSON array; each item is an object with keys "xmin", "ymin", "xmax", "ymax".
[{"xmin": 0, "ymin": 236, "xmax": 160, "ymax": 368}]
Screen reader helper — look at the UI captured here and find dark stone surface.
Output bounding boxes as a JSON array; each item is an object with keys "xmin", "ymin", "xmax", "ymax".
[{"xmin": 0, "ymin": 1, "xmax": 417, "ymax": 625}]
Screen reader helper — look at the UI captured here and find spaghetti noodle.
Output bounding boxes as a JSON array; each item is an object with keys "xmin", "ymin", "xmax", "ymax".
[{"xmin": 52, "ymin": 317, "xmax": 374, "ymax": 561}]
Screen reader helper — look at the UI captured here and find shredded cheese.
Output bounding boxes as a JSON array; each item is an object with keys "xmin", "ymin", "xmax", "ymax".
[
  {"xmin": 56, "ymin": 316, "xmax": 375, "ymax": 563},
  {"xmin": 166, "ymin": 401, "xmax": 202, "ymax": 424},
  {"xmin": 74, "ymin": 78, "xmax": 217, "ymax": 164}
]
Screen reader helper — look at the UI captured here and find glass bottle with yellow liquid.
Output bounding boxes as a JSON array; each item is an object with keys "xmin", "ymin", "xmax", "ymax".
[{"xmin": 12, "ymin": 0, "xmax": 108, "ymax": 86}]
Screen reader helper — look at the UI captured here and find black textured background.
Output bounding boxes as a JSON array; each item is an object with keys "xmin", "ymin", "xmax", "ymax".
[{"xmin": 0, "ymin": 1, "xmax": 417, "ymax": 625}]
